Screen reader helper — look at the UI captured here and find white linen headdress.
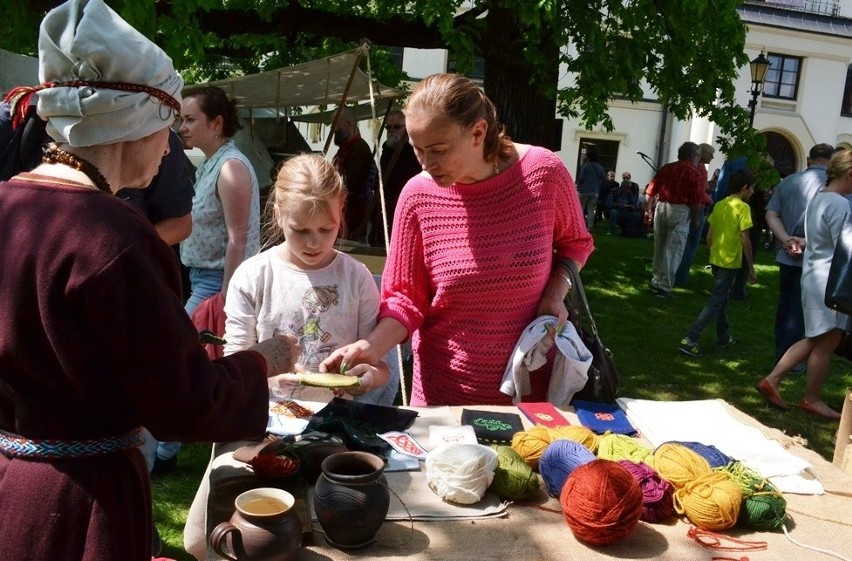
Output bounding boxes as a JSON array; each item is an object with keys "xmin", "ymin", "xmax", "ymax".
[{"xmin": 35, "ymin": 0, "xmax": 183, "ymax": 147}]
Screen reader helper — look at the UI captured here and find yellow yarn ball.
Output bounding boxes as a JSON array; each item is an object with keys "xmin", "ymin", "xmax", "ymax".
[
  {"xmin": 653, "ymin": 442, "xmax": 711, "ymax": 490},
  {"xmin": 597, "ymin": 433, "xmax": 654, "ymax": 466},
  {"xmin": 673, "ymin": 471, "xmax": 742, "ymax": 531},
  {"xmin": 511, "ymin": 425, "xmax": 599, "ymax": 470},
  {"xmin": 511, "ymin": 426, "xmax": 553, "ymax": 469},
  {"xmin": 549, "ymin": 425, "xmax": 599, "ymax": 453}
]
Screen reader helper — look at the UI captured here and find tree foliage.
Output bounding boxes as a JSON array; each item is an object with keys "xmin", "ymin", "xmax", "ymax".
[{"xmin": 2, "ymin": 0, "xmax": 773, "ymax": 183}]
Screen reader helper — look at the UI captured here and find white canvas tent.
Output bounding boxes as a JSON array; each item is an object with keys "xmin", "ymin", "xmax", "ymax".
[
  {"xmin": 187, "ymin": 46, "xmax": 406, "ymax": 191},
  {"xmin": 199, "ymin": 46, "xmax": 404, "ymax": 112}
]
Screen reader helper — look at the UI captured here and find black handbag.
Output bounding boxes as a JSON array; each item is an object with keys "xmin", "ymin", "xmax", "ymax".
[
  {"xmin": 559, "ymin": 260, "xmax": 620, "ymax": 404},
  {"xmin": 824, "ymin": 217, "xmax": 852, "ymax": 316}
]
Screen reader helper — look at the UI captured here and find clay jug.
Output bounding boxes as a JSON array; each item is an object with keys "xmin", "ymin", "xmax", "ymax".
[
  {"xmin": 210, "ymin": 487, "xmax": 302, "ymax": 561},
  {"xmin": 313, "ymin": 451, "xmax": 390, "ymax": 549}
]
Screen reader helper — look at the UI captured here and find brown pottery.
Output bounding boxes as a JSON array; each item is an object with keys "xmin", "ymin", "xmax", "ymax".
[
  {"xmin": 210, "ymin": 487, "xmax": 302, "ymax": 561},
  {"xmin": 313, "ymin": 451, "xmax": 390, "ymax": 549}
]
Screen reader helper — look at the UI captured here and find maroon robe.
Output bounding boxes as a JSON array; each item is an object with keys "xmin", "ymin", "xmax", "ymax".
[{"xmin": 0, "ymin": 173, "xmax": 270, "ymax": 560}]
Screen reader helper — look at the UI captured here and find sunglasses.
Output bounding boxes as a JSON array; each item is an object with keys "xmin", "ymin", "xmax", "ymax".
[{"xmin": 385, "ymin": 124, "xmax": 404, "ymax": 131}]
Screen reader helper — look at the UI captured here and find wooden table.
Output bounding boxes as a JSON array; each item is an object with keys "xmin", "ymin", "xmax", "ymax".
[{"xmin": 184, "ymin": 401, "xmax": 852, "ymax": 561}]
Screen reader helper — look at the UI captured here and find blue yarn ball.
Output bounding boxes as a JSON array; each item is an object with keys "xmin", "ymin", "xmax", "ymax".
[
  {"xmin": 539, "ymin": 439, "xmax": 596, "ymax": 497},
  {"xmin": 671, "ymin": 441, "xmax": 732, "ymax": 468}
]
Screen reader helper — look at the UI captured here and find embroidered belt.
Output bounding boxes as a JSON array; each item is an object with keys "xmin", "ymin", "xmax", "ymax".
[{"xmin": 0, "ymin": 427, "xmax": 144, "ymax": 460}]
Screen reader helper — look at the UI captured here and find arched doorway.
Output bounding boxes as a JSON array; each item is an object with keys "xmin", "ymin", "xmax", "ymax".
[{"xmin": 761, "ymin": 131, "xmax": 797, "ymax": 178}]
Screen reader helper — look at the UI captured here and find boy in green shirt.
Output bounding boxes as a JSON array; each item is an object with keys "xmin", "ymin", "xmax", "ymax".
[{"xmin": 678, "ymin": 170, "xmax": 757, "ymax": 357}]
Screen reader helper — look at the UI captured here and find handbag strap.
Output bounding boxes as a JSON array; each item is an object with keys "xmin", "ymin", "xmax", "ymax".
[{"xmin": 558, "ymin": 259, "xmax": 599, "ymax": 338}]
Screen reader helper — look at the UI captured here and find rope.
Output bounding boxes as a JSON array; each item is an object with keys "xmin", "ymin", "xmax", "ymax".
[
  {"xmin": 361, "ymin": 43, "xmax": 408, "ymax": 406},
  {"xmin": 781, "ymin": 522, "xmax": 852, "ymax": 561},
  {"xmin": 686, "ymin": 527, "xmax": 767, "ymax": 552}
]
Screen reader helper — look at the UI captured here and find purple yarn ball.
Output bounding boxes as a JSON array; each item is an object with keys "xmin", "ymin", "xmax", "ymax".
[
  {"xmin": 540, "ymin": 439, "xmax": 596, "ymax": 497},
  {"xmin": 617, "ymin": 460, "xmax": 675, "ymax": 523}
]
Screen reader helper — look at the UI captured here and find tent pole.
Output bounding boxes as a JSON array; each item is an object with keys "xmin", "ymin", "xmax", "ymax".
[{"xmin": 322, "ymin": 44, "xmax": 368, "ymax": 156}]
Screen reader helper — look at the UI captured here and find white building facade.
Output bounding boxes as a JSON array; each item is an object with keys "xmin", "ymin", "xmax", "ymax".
[{"xmin": 393, "ymin": 0, "xmax": 852, "ymax": 189}]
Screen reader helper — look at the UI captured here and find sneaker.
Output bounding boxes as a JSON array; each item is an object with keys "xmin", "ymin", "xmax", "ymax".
[
  {"xmin": 718, "ymin": 336, "xmax": 736, "ymax": 348},
  {"xmin": 656, "ymin": 289, "xmax": 674, "ymax": 299},
  {"xmin": 678, "ymin": 338, "xmax": 702, "ymax": 357},
  {"xmin": 790, "ymin": 363, "xmax": 806, "ymax": 374}
]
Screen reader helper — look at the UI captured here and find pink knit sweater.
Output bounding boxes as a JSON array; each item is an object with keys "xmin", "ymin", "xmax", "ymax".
[{"xmin": 380, "ymin": 146, "xmax": 594, "ymax": 406}]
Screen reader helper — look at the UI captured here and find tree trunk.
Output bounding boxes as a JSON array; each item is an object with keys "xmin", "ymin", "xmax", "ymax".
[
  {"xmin": 481, "ymin": 7, "xmax": 559, "ymax": 150},
  {"xmin": 484, "ymin": 62, "xmax": 559, "ymax": 150}
]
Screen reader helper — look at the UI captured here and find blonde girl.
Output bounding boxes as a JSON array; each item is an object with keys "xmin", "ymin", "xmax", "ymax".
[{"xmin": 224, "ymin": 153, "xmax": 393, "ymax": 402}]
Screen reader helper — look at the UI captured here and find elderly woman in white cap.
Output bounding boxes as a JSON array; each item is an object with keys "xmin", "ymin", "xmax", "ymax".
[{"xmin": 0, "ymin": 1, "xmax": 298, "ymax": 559}]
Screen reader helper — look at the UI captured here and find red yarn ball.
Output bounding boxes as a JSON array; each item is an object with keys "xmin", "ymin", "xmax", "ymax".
[{"xmin": 560, "ymin": 459, "xmax": 643, "ymax": 546}]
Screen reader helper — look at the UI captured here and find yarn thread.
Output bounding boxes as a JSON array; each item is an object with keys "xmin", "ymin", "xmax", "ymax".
[
  {"xmin": 617, "ymin": 460, "xmax": 675, "ymax": 522},
  {"xmin": 489, "ymin": 445, "xmax": 540, "ymax": 500},
  {"xmin": 560, "ymin": 460, "xmax": 643, "ymax": 546},
  {"xmin": 425, "ymin": 443, "xmax": 498, "ymax": 504},
  {"xmin": 539, "ymin": 439, "xmax": 596, "ymax": 497},
  {"xmin": 673, "ymin": 471, "xmax": 742, "ymax": 531},
  {"xmin": 598, "ymin": 433, "xmax": 654, "ymax": 466},
  {"xmin": 687, "ymin": 526, "xmax": 768, "ymax": 551}
]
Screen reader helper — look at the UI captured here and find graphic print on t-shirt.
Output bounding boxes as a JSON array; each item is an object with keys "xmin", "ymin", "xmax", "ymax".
[{"xmin": 280, "ymin": 285, "xmax": 340, "ymax": 370}]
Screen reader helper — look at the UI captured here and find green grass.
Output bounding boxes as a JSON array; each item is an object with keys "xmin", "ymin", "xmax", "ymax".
[{"xmin": 152, "ymin": 225, "xmax": 851, "ymax": 557}]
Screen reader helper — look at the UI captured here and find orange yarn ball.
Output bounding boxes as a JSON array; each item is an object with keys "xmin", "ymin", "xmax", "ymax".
[{"xmin": 560, "ymin": 459, "xmax": 643, "ymax": 546}]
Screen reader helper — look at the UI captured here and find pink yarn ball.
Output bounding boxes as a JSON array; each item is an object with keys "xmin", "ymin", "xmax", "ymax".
[{"xmin": 617, "ymin": 460, "xmax": 675, "ymax": 523}]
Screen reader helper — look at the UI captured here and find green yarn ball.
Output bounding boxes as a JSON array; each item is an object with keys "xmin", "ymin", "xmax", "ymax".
[
  {"xmin": 489, "ymin": 445, "xmax": 541, "ymax": 500},
  {"xmin": 738, "ymin": 493, "xmax": 787, "ymax": 530},
  {"xmin": 717, "ymin": 461, "xmax": 787, "ymax": 530}
]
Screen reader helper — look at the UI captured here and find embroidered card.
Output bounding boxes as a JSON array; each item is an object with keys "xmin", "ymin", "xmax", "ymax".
[
  {"xmin": 572, "ymin": 399, "xmax": 636, "ymax": 435},
  {"xmin": 517, "ymin": 402, "xmax": 571, "ymax": 428},
  {"xmin": 460, "ymin": 409, "xmax": 524, "ymax": 444},
  {"xmin": 428, "ymin": 425, "xmax": 478, "ymax": 449}
]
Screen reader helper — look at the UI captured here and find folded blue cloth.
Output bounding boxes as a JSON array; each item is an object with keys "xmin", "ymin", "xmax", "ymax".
[{"xmin": 572, "ymin": 400, "xmax": 636, "ymax": 435}]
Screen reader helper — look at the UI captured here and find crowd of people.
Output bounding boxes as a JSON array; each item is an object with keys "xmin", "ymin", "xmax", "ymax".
[
  {"xmin": 637, "ymin": 140, "xmax": 850, "ymax": 421},
  {"xmin": 0, "ymin": 1, "xmax": 850, "ymax": 559}
]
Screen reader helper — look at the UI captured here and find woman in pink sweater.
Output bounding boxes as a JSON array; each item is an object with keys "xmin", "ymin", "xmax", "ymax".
[{"xmin": 322, "ymin": 73, "xmax": 594, "ymax": 406}]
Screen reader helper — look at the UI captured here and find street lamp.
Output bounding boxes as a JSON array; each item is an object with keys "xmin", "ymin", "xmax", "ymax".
[{"xmin": 748, "ymin": 51, "xmax": 771, "ymax": 127}]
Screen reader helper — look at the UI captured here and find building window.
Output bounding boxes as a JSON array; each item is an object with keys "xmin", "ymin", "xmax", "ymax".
[
  {"xmin": 576, "ymin": 138, "xmax": 620, "ymax": 179},
  {"xmin": 763, "ymin": 54, "xmax": 802, "ymax": 100},
  {"xmin": 842, "ymin": 65, "xmax": 852, "ymax": 117},
  {"xmin": 761, "ymin": 131, "xmax": 797, "ymax": 178},
  {"xmin": 388, "ymin": 46, "xmax": 404, "ymax": 72}
]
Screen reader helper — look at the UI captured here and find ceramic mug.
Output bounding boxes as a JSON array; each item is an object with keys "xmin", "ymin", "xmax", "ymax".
[{"xmin": 210, "ymin": 487, "xmax": 302, "ymax": 561}]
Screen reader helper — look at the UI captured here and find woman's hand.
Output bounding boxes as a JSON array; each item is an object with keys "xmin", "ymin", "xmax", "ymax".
[
  {"xmin": 319, "ymin": 339, "xmax": 380, "ymax": 376},
  {"xmin": 537, "ymin": 293, "xmax": 569, "ymax": 331},
  {"xmin": 537, "ymin": 271, "xmax": 571, "ymax": 333},
  {"xmin": 329, "ymin": 361, "xmax": 387, "ymax": 398},
  {"xmin": 248, "ymin": 334, "xmax": 300, "ymax": 377}
]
